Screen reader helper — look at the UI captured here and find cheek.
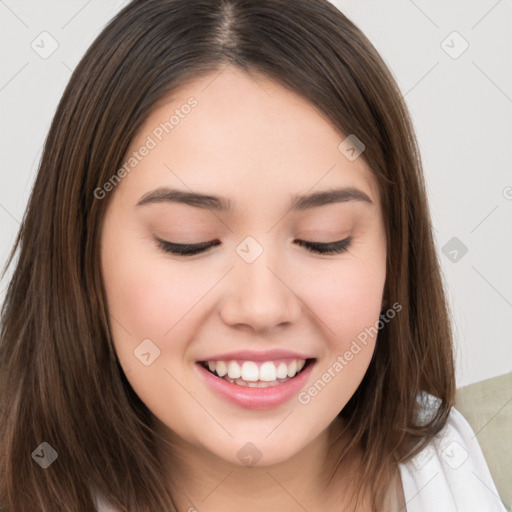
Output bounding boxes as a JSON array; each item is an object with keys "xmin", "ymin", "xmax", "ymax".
[
  {"xmin": 303, "ymin": 258, "xmax": 386, "ymax": 345},
  {"xmin": 101, "ymin": 245, "xmax": 198, "ymax": 403},
  {"xmin": 102, "ymin": 259, "xmax": 164, "ymax": 337},
  {"xmin": 297, "ymin": 261, "xmax": 385, "ymax": 415},
  {"xmin": 101, "ymin": 238, "xmax": 224, "ymax": 381},
  {"xmin": 102, "ymin": 238, "xmax": 200, "ymax": 338},
  {"xmin": 100, "ymin": 230, "xmax": 177, "ymax": 373}
]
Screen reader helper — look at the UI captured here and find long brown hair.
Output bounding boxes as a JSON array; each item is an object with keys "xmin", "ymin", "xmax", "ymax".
[{"xmin": 0, "ymin": 1, "xmax": 455, "ymax": 510}]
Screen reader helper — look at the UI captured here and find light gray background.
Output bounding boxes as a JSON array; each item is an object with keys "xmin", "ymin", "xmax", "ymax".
[{"xmin": 1, "ymin": 0, "xmax": 511, "ymax": 387}]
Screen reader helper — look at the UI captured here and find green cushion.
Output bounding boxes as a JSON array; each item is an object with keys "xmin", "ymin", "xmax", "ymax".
[{"xmin": 455, "ymin": 371, "xmax": 512, "ymax": 511}]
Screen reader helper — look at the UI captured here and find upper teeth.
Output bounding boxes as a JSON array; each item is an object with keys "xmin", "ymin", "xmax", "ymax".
[{"xmin": 206, "ymin": 359, "xmax": 306, "ymax": 381}]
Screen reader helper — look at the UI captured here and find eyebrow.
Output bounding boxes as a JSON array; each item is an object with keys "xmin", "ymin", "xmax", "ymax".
[{"xmin": 136, "ymin": 186, "xmax": 373, "ymax": 211}]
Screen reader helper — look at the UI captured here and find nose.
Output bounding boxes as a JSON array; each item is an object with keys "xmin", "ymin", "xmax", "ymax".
[{"xmin": 219, "ymin": 246, "xmax": 302, "ymax": 334}]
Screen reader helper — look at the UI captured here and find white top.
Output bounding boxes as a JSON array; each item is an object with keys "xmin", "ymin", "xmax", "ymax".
[
  {"xmin": 398, "ymin": 392, "xmax": 506, "ymax": 511},
  {"xmin": 95, "ymin": 393, "xmax": 507, "ymax": 512}
]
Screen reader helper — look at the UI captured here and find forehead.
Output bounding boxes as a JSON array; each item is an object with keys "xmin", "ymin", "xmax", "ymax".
[{"xmin": 119, "ymin": 66, "xmax": 381, "ymax": 210}]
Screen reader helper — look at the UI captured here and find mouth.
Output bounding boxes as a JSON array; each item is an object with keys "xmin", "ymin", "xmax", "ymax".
[
  {"xmin": 197, "ymin": 358, "xmax": 316, "ymax": 387},
  {"xmin": 195, "ymin": 357, "xmax": 317, "ymax": 410}
]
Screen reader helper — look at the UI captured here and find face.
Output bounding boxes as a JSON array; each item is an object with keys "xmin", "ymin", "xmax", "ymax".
[{"xmin": 100, "ymin": 66, "xmax": 387, "ymax": 468}]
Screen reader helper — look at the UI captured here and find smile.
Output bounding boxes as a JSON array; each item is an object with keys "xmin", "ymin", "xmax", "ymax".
[
  {"xmin": 200, "ymin": 358, "xmax": 307, "ymax": 385},
  {"xmin": 195, "ymin": 358, "xmax": 316, "ymax": 410}
]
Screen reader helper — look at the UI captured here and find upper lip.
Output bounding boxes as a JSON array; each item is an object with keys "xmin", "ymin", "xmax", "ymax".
[{"xmin": 197, "ymin": 349, "xmax": 315, "ymax": 362}]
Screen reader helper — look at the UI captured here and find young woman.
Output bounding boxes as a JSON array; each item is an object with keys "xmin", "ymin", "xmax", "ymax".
[{"xmin": 0, "ymin": 1, "xmax": 505, "ymax": 511}]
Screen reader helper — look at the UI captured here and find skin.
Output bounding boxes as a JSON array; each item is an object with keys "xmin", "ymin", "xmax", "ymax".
[{"xmin": 100, "ymin": 65, "xmax": 398, "ymax": 511}]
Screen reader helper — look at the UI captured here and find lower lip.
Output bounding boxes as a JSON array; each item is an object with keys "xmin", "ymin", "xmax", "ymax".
[{"xmin": 195, "ymin": 360, "xmax": 315, "ymax": 410}]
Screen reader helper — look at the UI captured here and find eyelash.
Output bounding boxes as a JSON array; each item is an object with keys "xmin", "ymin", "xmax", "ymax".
[{"xmin": 155, "ymin": 236, "xmax": 352, "ymax": 256}]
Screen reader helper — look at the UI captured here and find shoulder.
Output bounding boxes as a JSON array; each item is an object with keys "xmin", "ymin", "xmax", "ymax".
[{"xmin": 398, "ymin": 392, "xmax": 507, "ymax": 512}]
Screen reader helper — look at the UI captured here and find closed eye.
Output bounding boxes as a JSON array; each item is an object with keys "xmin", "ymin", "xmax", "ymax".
[
  {"xmin": 155, "ymin": 236, "xmax": 352, "ymax": 256},
  {"xmin": 155, "ymin": 238, "xmax": 221, "ymax": 256},
  {"xmin": 295, "ymin": 236, "xmax": 352, "ymax": 254}
]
